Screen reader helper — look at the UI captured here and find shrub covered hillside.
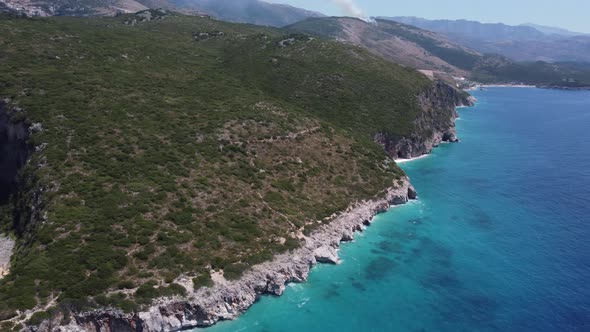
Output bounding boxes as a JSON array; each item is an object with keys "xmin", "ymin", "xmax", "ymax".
[{"xmin": 0, "ymin": 10, "xmax": 430, "ymax": 324}]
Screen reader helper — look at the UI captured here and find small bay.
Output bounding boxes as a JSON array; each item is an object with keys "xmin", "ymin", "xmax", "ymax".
[{"xmin": 201, "ymin": 87, "xmax": 590, "ymax": 332}]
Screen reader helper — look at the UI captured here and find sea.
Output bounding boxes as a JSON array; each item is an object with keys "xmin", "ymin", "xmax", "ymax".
[{"xmin": 199, "ymin": 87, "xmax": 590, "ymax": 332}]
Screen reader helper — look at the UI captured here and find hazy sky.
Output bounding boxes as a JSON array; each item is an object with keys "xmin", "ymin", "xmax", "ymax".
[{"xmin": 266, "ymin": 0, "xmax": 590, "ymax": 33}]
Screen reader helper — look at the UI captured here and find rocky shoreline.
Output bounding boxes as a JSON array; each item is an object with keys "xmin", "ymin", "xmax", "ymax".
[{"xmin": 39, "ymin": 179, "xmax": 417, "ymax": 332}]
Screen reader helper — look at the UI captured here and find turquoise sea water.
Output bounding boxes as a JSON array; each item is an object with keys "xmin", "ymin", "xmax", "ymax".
[{"xmin": 201, "ymin": 88, "xmax": 590, "ymax": 332}]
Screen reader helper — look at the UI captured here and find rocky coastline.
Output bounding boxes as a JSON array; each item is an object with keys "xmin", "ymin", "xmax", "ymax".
[
  {"xmin": 37, "ymin": 179, "xmax": 417, "ymax": 332},
  {"xmin": 375, "ymin": 81, "xmax": 475, "ymax": 160},
  {"xmin": 18, "ymin": 81, "xmax": 472, "ymax": 332}
]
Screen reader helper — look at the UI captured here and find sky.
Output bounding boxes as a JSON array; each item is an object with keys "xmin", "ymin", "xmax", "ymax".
[{"xmin": 266, "ymin": 0, "xmax": 590, "ymax": 33}]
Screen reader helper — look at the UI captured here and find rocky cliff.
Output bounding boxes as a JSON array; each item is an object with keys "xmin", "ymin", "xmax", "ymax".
[
  {"xmin": 0, "ymin": 100, "xmax": 44, "ymax": 244},
  {"xmin": 375, "ymin": 81, "xmax": 475, "ymax": 159},
  {"xmin": 0, "ymin": 100, "xmax": 31, "ymax": 205},
  {"xmin": 34, "ymin": 180, "xmax": 416, "ymax": 332}
]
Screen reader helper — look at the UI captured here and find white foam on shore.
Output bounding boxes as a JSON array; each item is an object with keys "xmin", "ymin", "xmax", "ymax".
[
  {"xmin": 395, "ymin": 154, "xmax": 430, "ymax": 164},
  {"xmin": 483, "ymin": 84, "xmax": 536, "ymax": 88},
  {"xmin": 468, "ymin": 84, "xmax": 536, "ymax": 91}
]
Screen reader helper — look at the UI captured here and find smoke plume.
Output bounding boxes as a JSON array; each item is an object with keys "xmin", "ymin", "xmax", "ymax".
[{"xmin": 329, "ymin": 0, "xmax": 366, "ymax": 19}]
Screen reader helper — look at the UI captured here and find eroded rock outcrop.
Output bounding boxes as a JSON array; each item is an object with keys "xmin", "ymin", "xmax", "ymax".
[
  {"xmin": 313, "ymin": 246, "xmax": 340, "ymax": 264},
  {"xmin": 124, "ymin": 9, "xmax": 172, "ymax": 26},
  {"xmin": 0, "ymin": 234, "xmax": 15, "ymax": 278}
]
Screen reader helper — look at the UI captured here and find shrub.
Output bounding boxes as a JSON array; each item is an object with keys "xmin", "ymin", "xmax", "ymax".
[
  {"xmin": 193, "ymin": 273, "xmax": 214, "ymax": 289},
  {"xmin": 28, "ymin": 311, "xmax": 50, "ymax": 326}
]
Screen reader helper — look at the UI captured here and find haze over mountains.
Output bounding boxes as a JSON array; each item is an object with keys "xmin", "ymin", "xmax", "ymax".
[
  {"xmin": 521, "ymin": 22, "xmax": 589, "ymax": 37},
  {"xmin": 387, "ymin": 16, "xmax": 590, "ymax": 63}
]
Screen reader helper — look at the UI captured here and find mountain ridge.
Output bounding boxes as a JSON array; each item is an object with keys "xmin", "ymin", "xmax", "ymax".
[
  {"xmin": 0, "ymin": 0, "xmax": 325, "ymax": 26},
  {"xmin": 172, "ymin": 0, "xmax": 324, "ymax": 26},
  {"xmin": 0, "ymin": 0, "xmax": 151, "ymax": 16},
  {"xmin": 385, "ymin": 16, "xmax": 590, "ymax": 63},
  {"xmin": 287, "ymin": 16, "xmax": 590, "ymax": 87},
  {"xmin": 287, "ymin": 17, "xmax": 483, "ymax": 77},
  {"xmin": 520, "ymin": 22, "xmax": 589, "ymax": 37}
]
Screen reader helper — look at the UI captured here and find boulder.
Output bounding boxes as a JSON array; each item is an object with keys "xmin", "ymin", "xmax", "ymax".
[
  {"xmin": 341, "ymin": 229, "xmax": 354, "ymax": 242},
  {"xmin": 313, "ymin": 246, "xmax": 339, "ymax": 264}
]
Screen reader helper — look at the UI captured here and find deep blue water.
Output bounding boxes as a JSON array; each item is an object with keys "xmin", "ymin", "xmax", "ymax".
[{"xmin": 200, "ymin": 88, "xmax": 590, "ymax": 332}]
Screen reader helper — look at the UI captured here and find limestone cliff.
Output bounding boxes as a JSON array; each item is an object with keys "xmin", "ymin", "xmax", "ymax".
[{"xmin": 375, "ymin": 81, "xmax": 475, "ymax": 159}]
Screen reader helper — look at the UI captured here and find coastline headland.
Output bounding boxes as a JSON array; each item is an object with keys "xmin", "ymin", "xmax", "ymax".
[{"xmin": 25, "ymin": 82, "xmax": 475, "ymax": 332}]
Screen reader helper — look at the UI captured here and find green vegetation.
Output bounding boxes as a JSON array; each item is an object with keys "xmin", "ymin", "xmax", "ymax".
[
  {"xmin": 0, "ymin": 11, "xmax": 430, "ymax": 321},
  {"xmin": 473, "ymin": 59, "xmax": 590, "ymax": 85},
  {"xmin": 285, "ymin": 17, "xmax": 344, "ymax": 38},
  {"xmin": 373, "ymin": 19, "xmax": 481, "ymax": 71}
]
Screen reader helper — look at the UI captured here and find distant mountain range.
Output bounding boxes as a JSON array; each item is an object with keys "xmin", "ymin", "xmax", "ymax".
[
  {"xmin": 520, "ymin": 23, "xmax": 589, "ymax": 37},
  {"xmin": 384, "ymin": 16, "xmax": 590, "ymax": 63}
]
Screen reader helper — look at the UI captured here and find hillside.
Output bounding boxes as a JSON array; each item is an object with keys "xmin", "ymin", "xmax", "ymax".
[
  {"xmin": 287, "ymin": 17, "xmax": 483, "ymax": 76},
  {"xmin": 0, "ymin": 10, "xmax": 470, "ymax": 330},
  {"xmin": 289, "ymin": 17, "xmax": 590, "ymax": 87},
  {"xmin": 0, "ymin": 0, "xmax": 150, "ymax": 16},
  {"xmin": 0, "ymin": 0, "xmax": 324, "ymax": 26},
  {"xmin": 172, "ymin": 0, "xmax": 324, "ymax": 27},
  {"xmin": 387, "ymin": 16, "xmax": 590, "ymax": 63},
  {"xmin": 472, "ymin": 57, "xmax": 590, "ymax": 86}
]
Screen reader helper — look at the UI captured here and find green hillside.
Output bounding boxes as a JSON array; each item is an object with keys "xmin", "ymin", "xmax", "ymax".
[{"xmin": 0, "ymin": 10, "xmax": 433, "ymax": 327}]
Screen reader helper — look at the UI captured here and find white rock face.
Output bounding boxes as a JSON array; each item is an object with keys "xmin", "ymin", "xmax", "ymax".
[
  {"xmin": 0, "ymin": 234, "xmax": 15, "ymax": 279},
  {"xmin": 313, "ymin": 246, "xmax": 340, "ymax": 264}
]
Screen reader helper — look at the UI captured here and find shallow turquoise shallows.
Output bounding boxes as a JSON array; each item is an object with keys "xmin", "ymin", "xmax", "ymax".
[{"xmin": 199, "ymin": 87, "xmax": 590, "ymax": 332}]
